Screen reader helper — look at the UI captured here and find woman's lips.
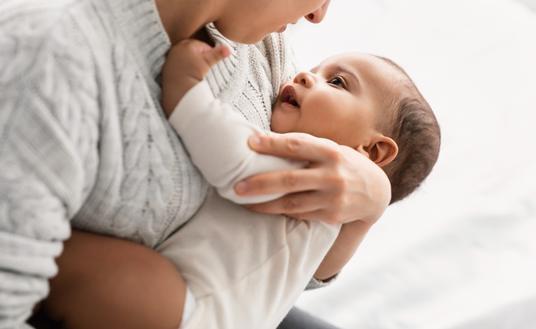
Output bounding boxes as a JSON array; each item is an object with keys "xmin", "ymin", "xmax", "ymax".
[
  {"xmin": 280, "ymin": 85, "xmax": 300, "ymax": 108},
  {"xmin": 277, "ymin": 25, "xmax": 287, "ymax": 33}
]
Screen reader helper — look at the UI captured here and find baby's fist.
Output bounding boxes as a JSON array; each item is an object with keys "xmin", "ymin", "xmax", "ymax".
[{"xmin": 162, "ymin": 40, "xmax": 231, "ymax": 117}]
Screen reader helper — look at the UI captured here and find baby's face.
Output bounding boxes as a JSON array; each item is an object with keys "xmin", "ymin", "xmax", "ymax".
[{"xmin": 271, "ymin": 53, "xmax": 398, "ymax": 149}]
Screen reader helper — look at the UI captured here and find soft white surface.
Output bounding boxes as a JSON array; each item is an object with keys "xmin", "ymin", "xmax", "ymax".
[{"xmin": 288, "ymin": 0, "xmax": 536, "ymax": 328}]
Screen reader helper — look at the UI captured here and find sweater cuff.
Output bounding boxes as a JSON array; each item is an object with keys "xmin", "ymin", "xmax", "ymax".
[{"xmin": 168, "ymin": 80, "xmax": 215, "ymax": 134}]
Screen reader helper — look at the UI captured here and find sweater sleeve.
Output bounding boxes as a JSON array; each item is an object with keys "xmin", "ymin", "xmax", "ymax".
[
  {"xmin": 168, "ymin": 81, "xmax": 304, "ymax": 204},
  {"xmin": 0, "ymin": 6, "xmax": 99, "ymax": 328}
]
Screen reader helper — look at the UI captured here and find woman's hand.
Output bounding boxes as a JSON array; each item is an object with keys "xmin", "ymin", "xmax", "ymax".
[{"xmin": 234, "ymin": 133, "xmax": 391, "ymax": 225}]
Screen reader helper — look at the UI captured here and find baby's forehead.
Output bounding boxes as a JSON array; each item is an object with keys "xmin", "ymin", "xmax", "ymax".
[
  {"xmin": 332, "ymin": 54, "xmax": 408, "ymax": 114},
  {"xmin": 316, "ymin": 52, "xmax": 381, "ymax": 70}
]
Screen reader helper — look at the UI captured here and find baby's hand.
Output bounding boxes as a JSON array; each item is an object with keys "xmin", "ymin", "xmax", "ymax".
[{"xmin": 162, "ymin": 39, "xmax": 231, "ymax": 117}]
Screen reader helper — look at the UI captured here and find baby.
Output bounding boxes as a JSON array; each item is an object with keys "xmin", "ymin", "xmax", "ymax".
[
  {"xmin": 162, "ymin": 39, "xmax": 440, "ymax": 207},
  {"xmin": 39, "ymin": 41, "xmax": 440, "ymax": 329},
  {"xmin": 158, "ymin": 40, "xmax": 440, "ymax": 328}
]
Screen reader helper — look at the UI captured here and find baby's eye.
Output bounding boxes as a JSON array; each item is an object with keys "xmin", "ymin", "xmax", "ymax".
[{"xmin": 328, "ymin": 76, "xmax": 345, "ymax": 88}]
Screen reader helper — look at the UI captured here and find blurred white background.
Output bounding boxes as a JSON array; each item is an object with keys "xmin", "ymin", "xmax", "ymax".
[
  {"xmin": 288, "ymin": 0, "xmax": 536, "ymax": 328},
  {"xmin": 515, "ymin": 0, "xmax": 536, "ymax": 11}
]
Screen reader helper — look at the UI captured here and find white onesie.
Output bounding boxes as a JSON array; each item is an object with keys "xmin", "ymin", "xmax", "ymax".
[{"xmin": 157, "ymin": 81, "xmax": 341, "ymax": 329}]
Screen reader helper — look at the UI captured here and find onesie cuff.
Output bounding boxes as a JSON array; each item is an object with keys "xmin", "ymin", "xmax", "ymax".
[
  {"xmin": 168, "ymin": 80, "xmax": 215, "ymax": 134},
  {"xmin": 305, "ymin": 273, "xmax": 339, "ymax": 290}
]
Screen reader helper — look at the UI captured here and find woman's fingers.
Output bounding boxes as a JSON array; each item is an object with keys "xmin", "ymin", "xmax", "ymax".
[
  {"xmin": 245, "ymin": 191, "xmax": 323, "ymax": 216},
  {"xmin": 285, "ymin": 209, "xmax": 339, "ymax": 223},
  {"xmin": 248, "ymin": 133, "xmax": 339, "ymax": 163},
  {"xmin": 235, "ymin": 142, "xmax": 356, "ymax": 197},
  {"xmin": 242, "ymin": 134, "xmax": 392, "ymax": 225},
  {"xmin": 245, "ymin": 190, "xmax": 361, "ymax": 224},
  {"xmin": 245, "ymin": 192, "xmax": 356, "ymax": 224},
  {"xmin": 235, "ymin": 168, "xmax": 321, "ymax": 196}
]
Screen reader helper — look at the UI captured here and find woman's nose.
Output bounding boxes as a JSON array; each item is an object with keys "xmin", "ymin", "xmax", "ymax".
[
  {"xmin": 304, "ymin": 0, "xmax": 331, "ymax": 24},
  {"xmin": 294, "ymin": 72, "xmax": 315, "ymax": 88}
]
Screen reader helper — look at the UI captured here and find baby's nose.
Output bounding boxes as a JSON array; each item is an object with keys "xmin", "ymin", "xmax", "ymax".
[{"xmin": 294, "ymin": 72, "xmax": 315, "ymax": 88}]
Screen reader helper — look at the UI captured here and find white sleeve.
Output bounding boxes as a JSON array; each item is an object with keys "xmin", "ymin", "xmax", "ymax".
[{"xmin": 168, "ymin": 81, "xmax": 304, "ymax": 205}]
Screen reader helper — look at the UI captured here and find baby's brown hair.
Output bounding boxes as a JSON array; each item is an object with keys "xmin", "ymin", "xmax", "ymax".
[{"xmin": 374, "ymin": 56, "xmax": 441, "ymax": 204}]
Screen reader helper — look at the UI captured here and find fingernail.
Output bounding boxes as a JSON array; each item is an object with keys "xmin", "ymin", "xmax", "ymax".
[
  {"xmin": 250, "ymin": 136, "xmax": 261, "ymax": 147},
  {"xmin": 235, "ymin": 181, "xmax": 249, "ymax": 194}
]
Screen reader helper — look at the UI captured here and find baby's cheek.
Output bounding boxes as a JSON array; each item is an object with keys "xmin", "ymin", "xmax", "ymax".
[
  {"xmin": 270, "ymin": 109, "xmax": 293, "ymax": 133},
  {"xmin": 270, "ymin": 111, "xmax": 284, "ymax": 133}
]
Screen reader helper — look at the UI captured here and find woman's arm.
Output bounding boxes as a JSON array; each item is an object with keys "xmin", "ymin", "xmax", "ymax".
[
  {"xmin": 0, "ymin": 11, "xmax": 103, "ymax": 327},
  {"xmin": 41, "ymin": 231, "xmax": 186, "ymax": 329}
]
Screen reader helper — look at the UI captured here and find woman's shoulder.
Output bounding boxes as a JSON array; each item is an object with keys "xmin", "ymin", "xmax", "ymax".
[
  {"xmin": 0, "ymin": 0, "xmax": 98, "ymax": 106},
  {"xmin": 0, "ymin": 0, "xmax": 96, "ymax": 68},
  {"xmin": 0, "ymin": 0, "xmax": 85, "ymax": 31},
  {"xmin": 0, "ymin": 0, "xmax": 101, "ymax": 176}
]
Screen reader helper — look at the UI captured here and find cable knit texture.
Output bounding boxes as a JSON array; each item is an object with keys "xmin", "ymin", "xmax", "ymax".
[
  {"xmin": 205, "ymin": 24, "xmax": 300, "ymax": 130},
  {"xmin": 0, "ymin": 0, "xmax": 298, "ymax": 327}
]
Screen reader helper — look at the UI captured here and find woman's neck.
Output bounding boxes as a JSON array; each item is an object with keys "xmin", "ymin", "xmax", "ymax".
[{"xmin": 155, "ymin": 0, "xmax": 224, "ymax": 45}]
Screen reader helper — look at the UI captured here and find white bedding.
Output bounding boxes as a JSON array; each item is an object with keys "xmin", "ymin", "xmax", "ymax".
[{"xmin": 288, "ymin": 0, "xmax": 536, "ymax": 328}]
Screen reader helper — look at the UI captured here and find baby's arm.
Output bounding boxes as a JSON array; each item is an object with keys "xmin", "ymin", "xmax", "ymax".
[
  {"xmin": 168, "ymin": 81, "xmax": 305, "ymax": 204},
  {"xmin": 162, "ymin": 40, "xmax": 303, "ymax": 204},
  {"xmin": 314, "ymin": 220, "xmax": 372, "ymax": 281}
]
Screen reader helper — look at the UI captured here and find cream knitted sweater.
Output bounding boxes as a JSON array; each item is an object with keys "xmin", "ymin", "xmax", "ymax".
[{"xmin": 0, "ymin": 0, "xmax": 298, "ymax": 327}]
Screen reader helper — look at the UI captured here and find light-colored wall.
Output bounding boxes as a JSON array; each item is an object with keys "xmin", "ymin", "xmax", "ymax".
[{"xmin": 514, "ymin": 0, "xmax": 536, "ymax": 10}]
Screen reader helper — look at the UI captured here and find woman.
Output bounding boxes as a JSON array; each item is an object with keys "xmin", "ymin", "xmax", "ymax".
[{"xmin": 0, "ymin": 0, "xmax": 390, "ymax": 327}]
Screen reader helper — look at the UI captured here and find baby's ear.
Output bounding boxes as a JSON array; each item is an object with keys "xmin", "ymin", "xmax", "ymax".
[{"xmin": 357, "ymin": 137, "xmax": 398, "ymax": 167}]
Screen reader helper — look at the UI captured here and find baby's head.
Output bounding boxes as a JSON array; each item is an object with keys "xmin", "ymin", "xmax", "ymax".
[{"xmin": 271, "ymin": 52, "xmax": 440, "ymax": 204}]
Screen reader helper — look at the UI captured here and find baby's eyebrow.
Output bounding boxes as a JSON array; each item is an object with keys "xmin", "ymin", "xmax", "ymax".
[{"xmin": 334, "ymin": 64, "xmax": 359, "ymax": 86}]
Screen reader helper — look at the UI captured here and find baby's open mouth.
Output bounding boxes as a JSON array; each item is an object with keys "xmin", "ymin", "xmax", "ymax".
[{"xmin": 281, "ymin": 85, "xmax": 300, "ymax": 108}]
